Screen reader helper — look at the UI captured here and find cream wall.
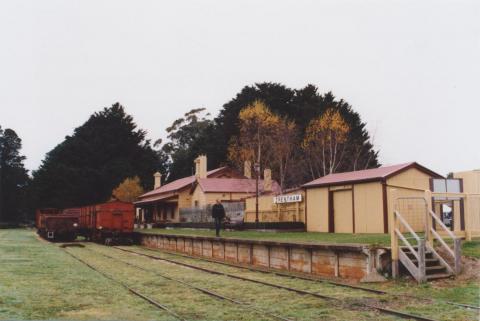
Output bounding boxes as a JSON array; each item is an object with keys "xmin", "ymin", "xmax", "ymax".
[
  {"xmin": 454, "ymin": 170, "xmax": 480, "ymax": 234},
  {"xmin": 175, "ymin": 188, "xmax": 192, "ymax": 222},
  {"xmin": 386, "ymin": 168, "xmax": 435, "ymax": 232},
  {"xmin": 353, "ymin": 182, "xmax": 384, "ymax": 233},
  {"xmin": 454, "ymin": 170, "xmax": 480, "ymax": 194},
  {"xmin": 306, "ymin": 187, "xmax": 329, "ymax": 232},
  {"xmin": 386, "ymin": 167, "xmax": 432, "ymax": 190},
  {"xmin": 190, "ymin": 185, "xmax": 252, "ymax": 207},
  {"xmin": 205, "ymin": 191, "xmax": 252, "ymax": 204},
  {"xmin": 244, "ymin": 190, "xmax": 306, "ymax": 223},
  {"xmin": 191, "ymin": 185, "xmax": 207, "ymax": 207}
]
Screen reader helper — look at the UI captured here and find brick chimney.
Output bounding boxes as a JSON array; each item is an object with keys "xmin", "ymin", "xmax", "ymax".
[
  {"xmin": 154, "ymin": 172, "xmax": 162, "ymax": 189},
  {"xmin": 244, "ymin": 160, "xmax": 252, "ymax": 179},
  {"xmin": 263, "ymin": 168, "xmax": 272, "ymax": 192},
  {"xmin": 194, "ymin": 155, "xmax": 207, "ymax": 179}
]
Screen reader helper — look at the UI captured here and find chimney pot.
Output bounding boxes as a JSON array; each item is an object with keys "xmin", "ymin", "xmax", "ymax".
[
  {"xmin": 194, "ymin": 155, "xmax": 207, "ymax": 179},
  {"xmin": 154, "ymin": 172, "xmax": 162, "ymax": 189},
  {"xmin": 244, "ymin": 161, "xmax": 252, "ymax": 179},
  {"xmin": 263, "ymin": 168, "xmax": 272, "ymax": 192}
]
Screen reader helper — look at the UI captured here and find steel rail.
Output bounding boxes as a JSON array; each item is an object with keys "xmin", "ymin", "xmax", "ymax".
[
  {"xmin": 137, "ymin": 245, "xmax": 480, "ymax": 311},
  {"xmin": 60, "ymin": 248, "xmax": 187, "ymax": 321},
  {"xmin": 83, "ymin": 246, "xmax": 294, "ymax": 321},
  {"xmin": 114, "ymin": 246, "xmax": 439, "ymax": 321}
]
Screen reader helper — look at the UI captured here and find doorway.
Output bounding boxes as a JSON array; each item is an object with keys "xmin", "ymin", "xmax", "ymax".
[{"xmin": 329, "ymin": 189, "xmax": 354, "ymax": 233}]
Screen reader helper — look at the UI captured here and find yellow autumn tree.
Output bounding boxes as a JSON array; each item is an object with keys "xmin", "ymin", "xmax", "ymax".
[
  {"xmin": 228, "ymin": 100, "xmax": 281, "ymax": 176},
  {"xmin": 302, "ymin": 109, "xmax": 350, "ymax": 177},
  {"xmin": 112, "ymin": 176, "xmax": 145, "ymax": 202}
]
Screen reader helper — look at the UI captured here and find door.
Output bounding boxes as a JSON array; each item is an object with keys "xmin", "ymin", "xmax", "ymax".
[
  {"xmin": 112, "ymin": 212, "xmax": 123, "ymax": 230},
  {"xmin": 333, "ymin": 190, "xmax": 354, "ymax": 233}
]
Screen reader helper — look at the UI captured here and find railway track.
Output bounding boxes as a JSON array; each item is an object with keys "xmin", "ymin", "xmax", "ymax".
[
  {"xmin": 84, "ymin": 246, "xmax": 294, "ymax": 321},
  {"xmin": 60, "ymin": 247, "xmax": 187, "ymax": 321},
  {"xmin": 136, "ymin": 245, "xmax": 480, "ymax": 311},
  {"xmin": 113, "ymin": 246, "xmax": 440, "ymax": 321}
]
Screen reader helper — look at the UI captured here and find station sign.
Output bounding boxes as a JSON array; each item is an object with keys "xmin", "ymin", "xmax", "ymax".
[{"xmin": 273, "ymin": 194, "xmax": 302, "ymax": 204}]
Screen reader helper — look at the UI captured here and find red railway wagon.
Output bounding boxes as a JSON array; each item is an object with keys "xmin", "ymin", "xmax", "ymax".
[
  {"xmin": 77, "ymin": 200, "xmax": 135, "ymax": 244},
  {"xmin": 35, "ymin": 208, "xmax": 61, "ymax": 228},
  {"xmin": 36, "ymin": 209, "xmax": 79, "ymax": 242}
]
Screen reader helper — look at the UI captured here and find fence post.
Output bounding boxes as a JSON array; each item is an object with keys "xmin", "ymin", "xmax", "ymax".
[
  {"xmin": 390, "ymin": 189, "xmax": 399, "ymax": 278},
  {"xmin": 424, "ymin": 190, "xmax": 433, "ymax": 246},
  {"xmin": 454, "ymin": 238, "xmax": 462, "ymax": 274},
  {"xmin": 418, "ymin": 239, "xmax": 426, "ymax": 283},
  {"xmin": 464, "ymin": 194, "xmax": 472, "ymax": 241}
]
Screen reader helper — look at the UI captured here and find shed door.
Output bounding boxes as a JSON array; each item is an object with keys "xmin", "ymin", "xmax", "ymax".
[{"xmin": 333, "ymin": 190, "xmax": 353, "ymax": 233}]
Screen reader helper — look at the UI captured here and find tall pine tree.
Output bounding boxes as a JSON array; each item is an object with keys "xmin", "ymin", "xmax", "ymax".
[
  {"xmin": 31, "ymin": 103, "xmax": 165, "ymax": 209},
  {"xmin": 0, "ymin": 126, "xmax": 30, "ymax": 222}
]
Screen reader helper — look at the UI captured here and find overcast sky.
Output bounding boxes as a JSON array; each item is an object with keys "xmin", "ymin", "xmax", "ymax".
[{"xmin": 0, "ymin": 0, "xmax": 478, "ymax": 176}]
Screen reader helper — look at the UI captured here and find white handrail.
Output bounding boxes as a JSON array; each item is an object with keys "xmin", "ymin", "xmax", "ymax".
[
  {"xmin": 430, "ymin": 227, "xmax": 455, "ymax": 258},
  {"xmin": 395, "ymin": 229, "xmax": 419, "ymax": 261},
  {"xmin": 428, "ymin": 210, "xmax": 457, "ymax": 240},
  {"xmin": 394, "ymin": 211, "xmax": 421, "ymax": 242}
]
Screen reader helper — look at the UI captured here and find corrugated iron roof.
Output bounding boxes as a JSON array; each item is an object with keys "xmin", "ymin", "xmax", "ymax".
[
  {"xmin": 303, "ymin": 162, "xmax": 443, "ymax": 188},
  {"xmin": 197, "ymin": 178, "xmax": 282, "ymax": 194}
]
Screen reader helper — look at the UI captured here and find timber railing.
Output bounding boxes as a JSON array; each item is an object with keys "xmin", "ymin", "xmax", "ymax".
[
  {"xmin": 392, "ymin": 209, "xmax": 426, "ymax": 283},
  {"xmin": 426, "ymin": 209, "xmax": 461, "ymax": 275}
]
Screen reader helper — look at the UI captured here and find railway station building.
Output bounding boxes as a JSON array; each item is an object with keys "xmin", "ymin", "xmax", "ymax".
[{"xmin": 134, "ymin": 155, "xmax": 280, "ymax": 223}]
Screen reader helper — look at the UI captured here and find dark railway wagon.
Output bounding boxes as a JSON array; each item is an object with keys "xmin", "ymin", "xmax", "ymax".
[
  {"xmin": 36, "ymin": 209, "xmax": 79, "ymax": 242},
  {"xmin": 37, "ymin": 200, "xmax": 134, "ymax": 244},
  {"xmin": 78, "ymin": 200, "xmax": 135, "ymax": 244}
]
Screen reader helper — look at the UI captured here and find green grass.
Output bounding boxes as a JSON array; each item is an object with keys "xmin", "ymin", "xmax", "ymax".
[
  {"xmin": 1, "ymin": 229, "xmax": 478, "ymax": 321},
  {"xmin": 138, "ymin": 228, "xmax": 392, "ymax": 245},
  {"xmin": 462, "ymin": 238, "xmax": 480, "ymax": 258},
  {"xmin": 0, "ymin": 229, "xmax": 170, "ymax": 320}
]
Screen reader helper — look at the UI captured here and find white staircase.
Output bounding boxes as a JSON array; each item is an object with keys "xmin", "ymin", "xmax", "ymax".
[{"xmin": 391, "ymin": 201, "xmax": 461, "ymax": 283}]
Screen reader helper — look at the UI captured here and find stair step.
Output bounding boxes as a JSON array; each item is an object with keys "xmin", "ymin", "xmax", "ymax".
[
  {"xmin": 404, "ymin": 251, "xmax": 433, "ymax": 257},
  {"xmin": 410, "ymin": 258, "xmax": 438, "ymax": 262},
  {"xmin": 426, "ymin": 273, "xmax": 452, "ymax": 280},
  {"xmin": 426, "ymin": 265, "xmax": 447, "ymax": 273},
  {"xmin": 409, "ymin": 258, "xmax": 440, "ymax": 267}
]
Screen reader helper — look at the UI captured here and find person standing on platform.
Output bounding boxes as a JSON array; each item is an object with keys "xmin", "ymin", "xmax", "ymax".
[{"xmin": 212, "ymin": 199, "xmax": 226, "ymax": 237}]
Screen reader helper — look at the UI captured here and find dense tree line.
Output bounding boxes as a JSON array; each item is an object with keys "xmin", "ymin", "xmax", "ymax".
[
  {"xmin": 4, "ymin": 82, "xmax": 378, "ymax": 220},
  {"xmin": 161, "ymin": 83, "xmax": 379, "ymax": 187},
  {"xmin": 30, "ymin": 103, "xmax": 166, "ymax": 210},
  {"xmin": 0, "ymin": 126, "xmax": 29, "ymax": 222}
]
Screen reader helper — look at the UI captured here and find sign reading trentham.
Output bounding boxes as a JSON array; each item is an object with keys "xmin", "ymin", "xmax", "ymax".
[{"xmin": 273, "ymin": 194, "xmax": 302, "ymax": 204}]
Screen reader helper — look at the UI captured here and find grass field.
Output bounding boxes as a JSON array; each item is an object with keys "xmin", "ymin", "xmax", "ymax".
[
  {"xmin": 0, "ymin": 229, "xmax": 478, "ymax": 321},
  {"xmin": 462, "ymin": 239, "xmax": 480, "ymax": 258}
]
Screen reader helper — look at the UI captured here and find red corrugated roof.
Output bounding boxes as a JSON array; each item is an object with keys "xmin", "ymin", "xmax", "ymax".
[
  {"xmin": 138, "ymin": 167, "xmax": 227, "ymax": 199},
  {"xmin": 197, "ymin": 178, "xmax": 282, "ymax": 194},
  {"xmin": 303, "ymin": 162, "xmax": 443, "ymax": 188}
]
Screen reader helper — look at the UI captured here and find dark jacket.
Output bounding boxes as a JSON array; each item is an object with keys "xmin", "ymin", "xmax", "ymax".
[{"xmin": 212, "ymin": 203, "xmax": 226, "ymax": 219}]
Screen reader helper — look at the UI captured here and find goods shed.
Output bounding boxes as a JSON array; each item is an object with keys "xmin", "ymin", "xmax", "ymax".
[{"xmin": 303, "ymin": 162, "xmax": 443, "ymax": 233}]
